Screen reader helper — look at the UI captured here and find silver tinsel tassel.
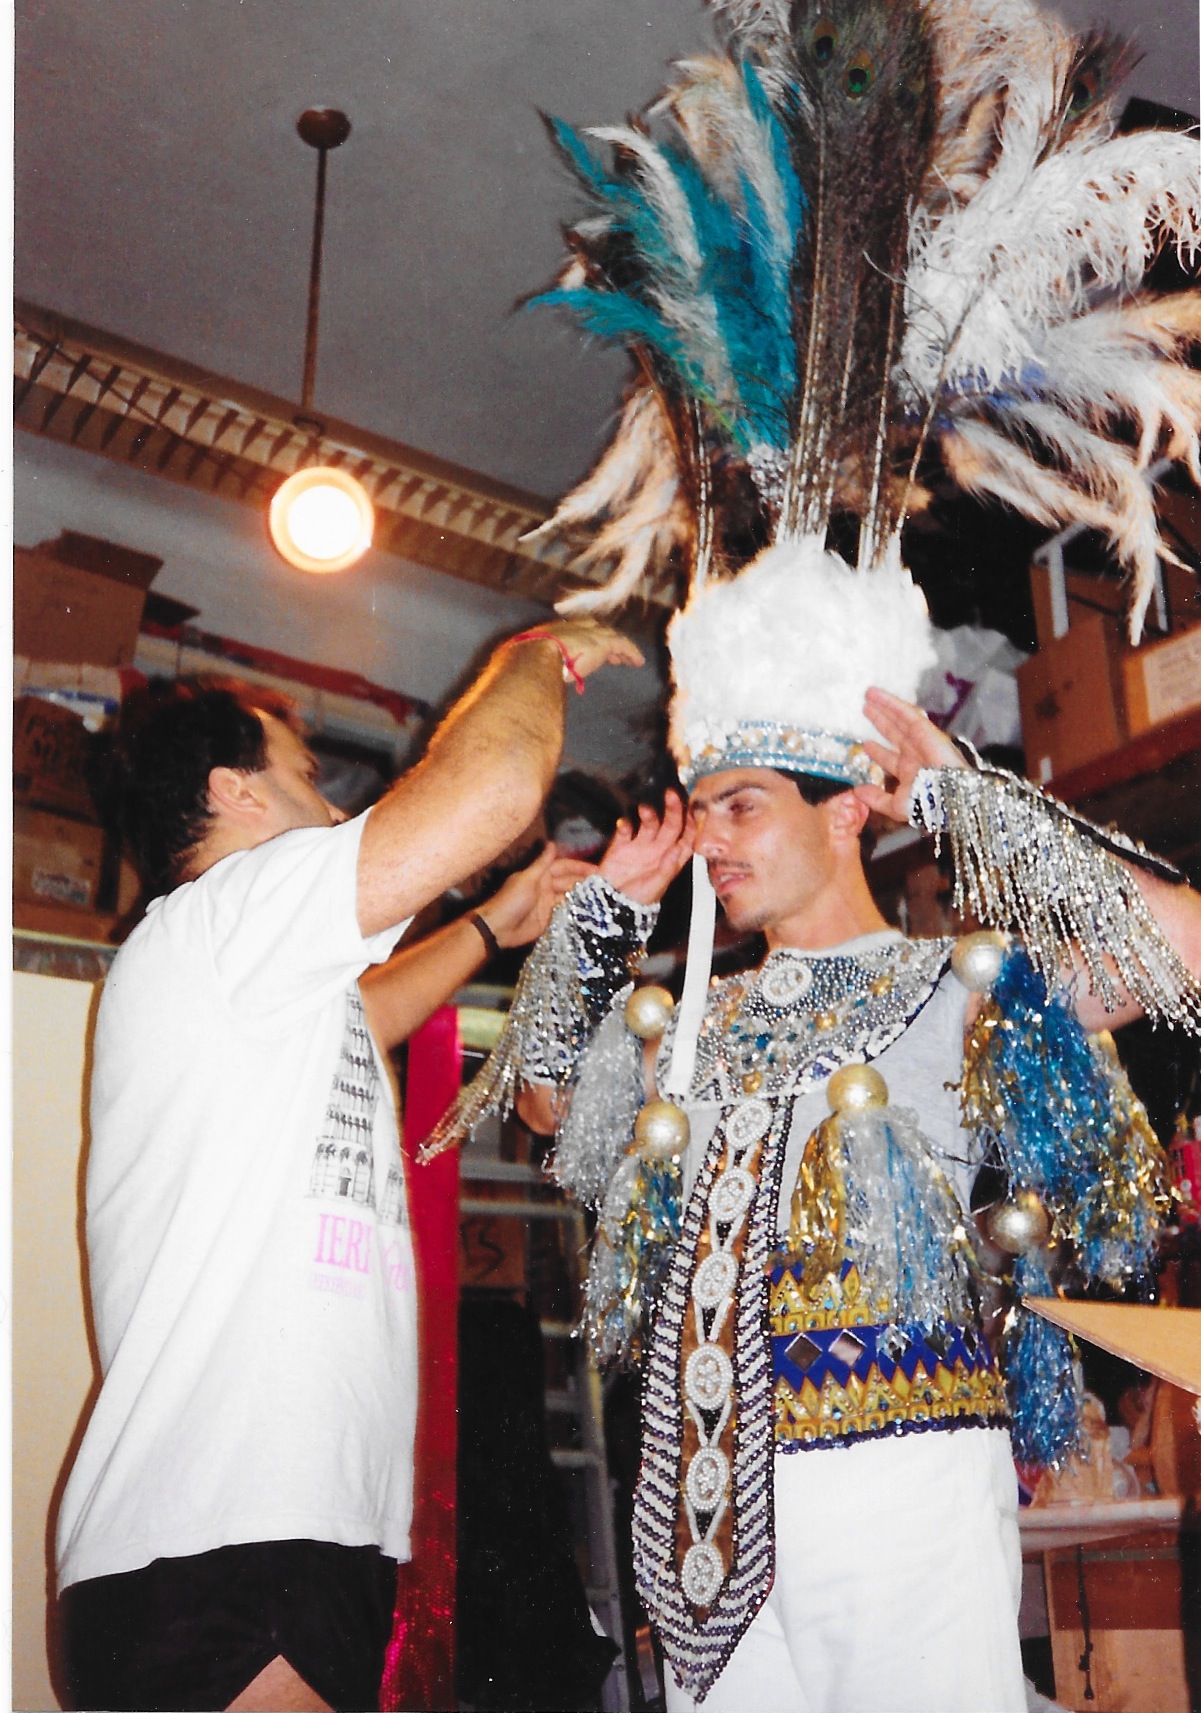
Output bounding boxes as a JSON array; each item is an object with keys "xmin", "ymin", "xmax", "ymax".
[
  {"xmin": 551, "ymin": 1004, "xmax": 645, "ymax": 1207},
  {"xmin": 910, "ymin": 764, "xmax": 1201, "ymax": 1030},
  {"xmin": 581, "ymin": 1149, "xmax": 682, "ymax": 1368},
  {"xmin": 582, "ymin": 1155, "xmax": 642, "ymax": 1366},
  {"xmin": 420, "ymin": 875, "xmax": 657, "ymax": 1161},
  {"xmin": 839, "ymin": 1105, "xmax": 974, "ymax": 1330}
]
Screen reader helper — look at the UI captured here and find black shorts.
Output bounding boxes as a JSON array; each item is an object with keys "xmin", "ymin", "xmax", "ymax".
[{"xmin": 59, "ymin": 1538, "xmax": 398, "ymax": 1712}]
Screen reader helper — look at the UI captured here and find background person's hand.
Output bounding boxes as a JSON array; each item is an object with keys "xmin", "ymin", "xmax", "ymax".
[
  {"xmin": 854, "ymin": 687, "xmax": 968, "ymax": 824},
  {"xmin": 475, "ymin": 843, "xmax": 594, "ymax": 948},
  {"xmin": 599, "ymin": 790, "xmax": 693, "ymax": 905}
]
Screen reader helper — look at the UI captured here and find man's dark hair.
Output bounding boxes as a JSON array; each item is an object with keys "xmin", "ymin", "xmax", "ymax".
[
  {"xmin": 546, "ymin": 769, "xmax": 623, "ymax": 852},
  {"xmin": 787, "ymin": 770, "xmax": 876, "ymax": 859},
  {"xmin": 113, "ymin": 677, "xmax": 298, "ymax": 896},
  {"xmin": 791, "ymin": 773, "xmax": 849, "ymax": 808}
]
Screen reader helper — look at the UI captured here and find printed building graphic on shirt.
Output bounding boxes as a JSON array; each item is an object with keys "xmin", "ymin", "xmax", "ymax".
[{"xmin": 309, "ymin": 988, "xmax": 406, "ymax": 1225}]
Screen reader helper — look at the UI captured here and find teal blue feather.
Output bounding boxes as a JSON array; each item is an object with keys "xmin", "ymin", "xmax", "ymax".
[
  {"xmin": 533, "ymin": 82, "xmax": 804, "ymax": 457},
  {"xmin": 529, "ymin": 284, "xmax": 696, "ymax": 390}
]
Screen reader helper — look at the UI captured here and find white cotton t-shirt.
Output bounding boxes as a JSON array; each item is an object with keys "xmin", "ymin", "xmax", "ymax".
[{"xmin": 56, "ymin": 812, "xmax": 416, "ymax": 1593}]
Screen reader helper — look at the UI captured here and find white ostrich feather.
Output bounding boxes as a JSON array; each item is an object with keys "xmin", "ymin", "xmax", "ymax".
[
  {"xmin": 940, "ymin": 416, "xmax": 1172, "ymax": 638},
  {"xmin": 1032, "ymin": 299, "xmax": 1201, "ymax": 476},
  {"xmin": 899, "ymin": 10, "xmax": 1201, "ymax": 648},
  {"xmin": 653, "ymin": 57, "xmax": 794, "ymax": 275},
  {"xmin": 667, "ymin": 538, "xmax": 937, "ymax": 768},
  {"xmin": 582, "ymin": 123, "xmax": 736, "ymax": 412},
  {"xmin": 554, "ymin": 477, "xmax": 688, "ymax": 615},
  {"xmin": 705, "ymin": 0, "xmax": 789, "ymax": 39},
  {"xmin": 704, "ymin": 0, "xmax": 793, "ymax": 95},
  {"xmin": 948, "ymin": 300, "xmax": 1201, "ymax": 482},
  {"xmin": 921, "ymin": 0, "xmax": 1082, "ymax": 213},
  {"xmin": 586, "ymin": 125, "xmax": 704, "ymax": 274},
  {"xmin": 521, "ymin": 388, "xmax": 689, "ymax": 613},
  {"xmin": 904, "ymin": 131, "xmax": 1201, "ymax": 400},
  {"xmin": 524, "ymin": 389, "xmax": 669, "ymax": 533}
]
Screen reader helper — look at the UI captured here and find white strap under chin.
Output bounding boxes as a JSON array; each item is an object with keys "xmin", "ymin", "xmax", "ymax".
[{"xmin": 662, "ymin": 853, "xmax": 716, "ymax": 1101}]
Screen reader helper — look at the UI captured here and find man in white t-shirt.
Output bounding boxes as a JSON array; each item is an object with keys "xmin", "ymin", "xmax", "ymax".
[{"xmin": 55, "ymin": 618, "xmax": 641, "ymax": 1713}]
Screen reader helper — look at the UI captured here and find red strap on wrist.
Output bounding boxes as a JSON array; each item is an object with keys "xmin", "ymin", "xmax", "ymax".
[{"xmin": 509, "ymin": 629, "xmax": 585, "ymax": 694}]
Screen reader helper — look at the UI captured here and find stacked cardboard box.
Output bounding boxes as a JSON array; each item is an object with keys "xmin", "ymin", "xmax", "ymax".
[
  {"xmin": 13, "ymin": 534, "xmax": 161, "ymax": 928},
  {"xmin": 1018, "ymin": 519, "xmax": 1201, "ymax": 781},
  {"xmin": 13, "ymin": 697, "xmax": 106, "ymax": 914},
  {"xmin": 14, "ymin": 533, "xmax": 161, "ymax": 667}
]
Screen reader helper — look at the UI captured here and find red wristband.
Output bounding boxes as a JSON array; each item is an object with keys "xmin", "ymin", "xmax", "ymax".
[{"xmin": 509, "ymin": 629, "xmax": 586, "ymax": 694}]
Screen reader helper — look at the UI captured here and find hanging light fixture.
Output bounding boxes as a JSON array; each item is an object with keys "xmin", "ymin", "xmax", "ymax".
[{"xmin": 269, "ymin": 107, "xmax": 374, "ymax": 574}]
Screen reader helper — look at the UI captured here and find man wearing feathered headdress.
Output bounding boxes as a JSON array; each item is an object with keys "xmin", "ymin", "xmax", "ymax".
[
  {"xmin": 427, "ymin": 0, "xmax": 1201, "ymax": 1704},
  {"xmin": 484, "ymin": 664, "xmax": 1199, "ymax": 1711}
]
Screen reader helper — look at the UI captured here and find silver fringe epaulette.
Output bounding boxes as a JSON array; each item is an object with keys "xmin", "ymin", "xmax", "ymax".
[{"xmin": 909, "ymin": 754, "xmax": 1201, "ymax": 1031}]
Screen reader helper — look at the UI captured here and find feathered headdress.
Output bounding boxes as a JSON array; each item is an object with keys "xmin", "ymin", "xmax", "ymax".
[
  {"xmin": 528, "ymin": 0, "xmax": 1200, "ymax": 682},
  {"xmin": 667, "ymin": 535, "xmax": 936, "ymax": 786}
]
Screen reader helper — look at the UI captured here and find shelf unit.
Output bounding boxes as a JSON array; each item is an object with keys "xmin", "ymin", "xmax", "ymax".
[{"xmin": 459, "ymin": 1144, "xmax": 632, "ymax": 1713}]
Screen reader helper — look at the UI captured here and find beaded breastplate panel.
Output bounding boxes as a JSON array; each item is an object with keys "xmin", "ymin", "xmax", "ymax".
[{"xmin": 669, "ymin": 935, "xmax": 955, "ymax": 1103}]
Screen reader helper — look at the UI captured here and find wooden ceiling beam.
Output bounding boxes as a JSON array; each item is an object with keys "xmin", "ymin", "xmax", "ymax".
[{"xmin": 13, "ymin": 300, "xmax": 579, "ymax": 606}]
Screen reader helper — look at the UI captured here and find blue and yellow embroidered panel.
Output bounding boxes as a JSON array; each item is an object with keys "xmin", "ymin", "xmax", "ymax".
[{"xmin": 769, "ymin": 1258, "xmax": 1008, "ymax": 1448}]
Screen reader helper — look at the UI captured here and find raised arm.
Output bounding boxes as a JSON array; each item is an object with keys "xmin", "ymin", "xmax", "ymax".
[
  {"xmin": 515, "ymin": 791, "xmax": 692, "ymax": 1135},
  {"xmin": 355, "ymin": 620, "xmax": 642, "ymax": 936},
  {"xmin": 1078, "ymin": 865, "xmax": 1201, "ymax": 1031},
  {"xmin": 855, "ymin": 685, "xmax": 968, "ymax": 820},
  {"xmin": 858, "ymin": 686, "xmax": 1201, "ymax": 1033},
  {"xmin": 361, "ymin": 846, "xmax": 593, "ymax": 1050}
]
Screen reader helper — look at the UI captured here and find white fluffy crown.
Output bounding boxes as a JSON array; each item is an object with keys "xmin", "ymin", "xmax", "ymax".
[{"xmin": 667, "ymin": 538, "xmax": 937, "ymax": 785}]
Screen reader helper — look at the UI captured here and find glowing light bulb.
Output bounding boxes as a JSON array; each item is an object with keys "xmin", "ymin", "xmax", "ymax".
[{"xmin": 269, "ymin": 465, "xmax": 374, "ymax": 573}]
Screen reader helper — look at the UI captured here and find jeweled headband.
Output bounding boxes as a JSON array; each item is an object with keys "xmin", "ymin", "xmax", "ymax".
[{"xmin": 678, "ymin": 720, "xmax": 881, "ymax": 791}]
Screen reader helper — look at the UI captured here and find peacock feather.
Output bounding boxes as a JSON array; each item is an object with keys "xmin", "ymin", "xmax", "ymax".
[{"xmin": 779, "ymin": 0, "xmax": 936, "ymax": 568}]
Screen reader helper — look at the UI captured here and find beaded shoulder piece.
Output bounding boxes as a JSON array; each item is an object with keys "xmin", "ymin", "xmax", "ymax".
[{"xmin": 420, "ymin": 875, "xmax": 657, "ymax": 1160}]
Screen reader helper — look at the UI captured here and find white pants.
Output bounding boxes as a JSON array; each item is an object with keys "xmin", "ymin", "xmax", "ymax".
[{"xmin": 665, "ymin": 1428, "xmax": 1026, "ymax": 1713}]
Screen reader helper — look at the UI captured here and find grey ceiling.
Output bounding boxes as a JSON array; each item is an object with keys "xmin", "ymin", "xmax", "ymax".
[{"xmin": 16, "ymin": 0, "xmax": 1200, "ymax": 505}]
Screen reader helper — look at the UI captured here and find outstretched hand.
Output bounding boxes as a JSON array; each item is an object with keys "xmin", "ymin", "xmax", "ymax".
[
  {"xmin": 477, "ymin": 844, "xmax": 595, "ymax": 949},
  {"xmin": 854, "ymin": 687, "xmax": 968, "ymax": 824},
  {"xmin": 531, "ymin": 617, "xmax": 645, "ymax": 680},
  {"xmin": 599, "ymin": 790, "xmax": 693, "ymax": 905}
]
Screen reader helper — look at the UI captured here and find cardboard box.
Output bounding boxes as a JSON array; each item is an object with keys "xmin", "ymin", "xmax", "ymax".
[
  {"xmin": 1016, "ymin": 612, "xmax": 1126, "ymax": 781},
  {"xmin": 1122, "ymin": 623, "xmax": 1201, "ymax": 737},
  {"xmin": 1045, "ymin": 1528, "xmax": 1193, "ymax": 1713},
  {"xmin": 13, "ymin": 696, "xmax": 99, "ymax": 820},
  {"xmin": 1031, "ymin": 560, "xmax": 1201, "ymax": 651},
  {"xmin": 13, "ymin": 807, "xmax": 105, "ymax": 912},
  {"xmin": 14, "ymin": 536, "xmax": 160, "ymax": 667}
]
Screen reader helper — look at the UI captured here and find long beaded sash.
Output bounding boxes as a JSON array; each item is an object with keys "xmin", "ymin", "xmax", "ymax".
[{"xmin": 633, "ymin": 1096, "xmax": 790, "ymax": 1703}]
